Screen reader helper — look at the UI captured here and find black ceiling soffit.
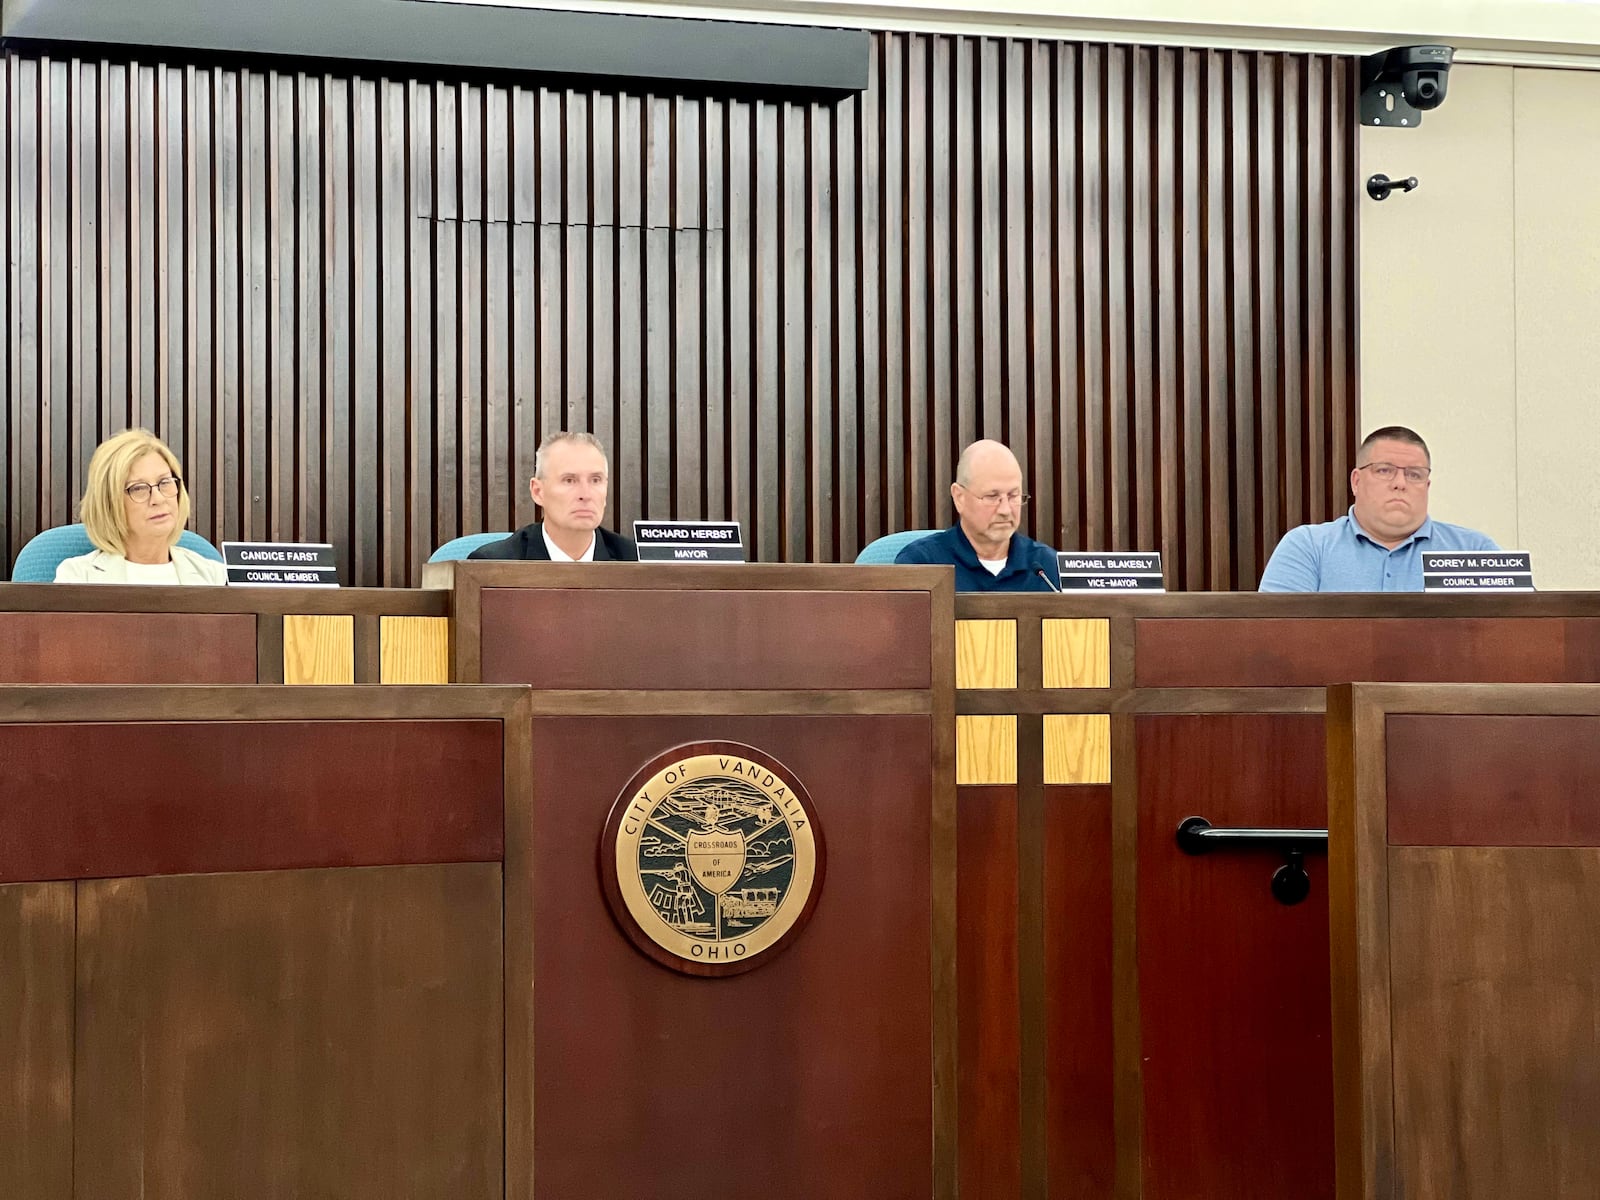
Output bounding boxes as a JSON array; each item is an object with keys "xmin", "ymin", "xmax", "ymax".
[{"xmin": 0, "ymin": 0, "xmax": 869, "ymax": 96}]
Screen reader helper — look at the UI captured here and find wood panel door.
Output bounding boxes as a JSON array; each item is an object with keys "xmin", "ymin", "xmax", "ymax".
[
  {"xmin": 1329, "ymin": 684, "xmax": 1600, "ymax": 1200},
  {"xmin": 1130, "ymin": 713, "xmax": 1335, "ymax": 1200}
]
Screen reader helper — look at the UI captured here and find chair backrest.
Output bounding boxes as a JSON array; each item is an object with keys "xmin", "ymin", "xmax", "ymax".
[
  {"xmin": 428, "ymin": 532, "xmax": 514, "ymax": 563},
  {"xmin": 854, "ymin": 529, "xmax": 941, "ymax": 565},
  {"xmin": 11, "ymin": 523, "xmax": 224, "ymax": 582},
  {"xmin": 180, "ymin": 531, "xmax": 226, "ymax": 562}
]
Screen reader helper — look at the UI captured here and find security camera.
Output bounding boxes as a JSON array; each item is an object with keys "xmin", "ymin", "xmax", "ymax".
[
  {"xmin": 1359, "ymin": 45, "xmax": 1454, "ymax": 128},
  {"xmin": 1396, "ymin": 46, "xmax": 1451, "ymax": 109}
]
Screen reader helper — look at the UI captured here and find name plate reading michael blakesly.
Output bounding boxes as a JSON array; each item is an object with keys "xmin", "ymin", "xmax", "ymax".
[
  {"xmin": 222, "ymin": 541, "xmax": 339, "ymax": 587},
  {"xmin": 632, "ymin": 521, "xmax": 746, "ymax": 563},
  {"xmin": 1422, "ymin": 550, "xmax": 1534, "ymax": 592},
  {"xmin": 1056, "ymin": 551, "xmax": 1165, "ymax": 592}
]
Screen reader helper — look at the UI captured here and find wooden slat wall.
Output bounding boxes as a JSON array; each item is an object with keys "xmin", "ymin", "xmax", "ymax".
[{"xmin": 0, "ymin": 40, "xmax": 1356, "ymax": 588}]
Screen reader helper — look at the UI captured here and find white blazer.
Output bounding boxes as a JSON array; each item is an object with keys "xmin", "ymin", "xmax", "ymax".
[{"xmin": 54, "ymin": 545, "xmax": 229, "ymax": 586}]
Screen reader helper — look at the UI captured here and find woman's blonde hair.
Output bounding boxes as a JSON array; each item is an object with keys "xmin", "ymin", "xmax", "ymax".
[{"xmin": 79, "ymin": 429, "xmax": 192, "ymax": 555}]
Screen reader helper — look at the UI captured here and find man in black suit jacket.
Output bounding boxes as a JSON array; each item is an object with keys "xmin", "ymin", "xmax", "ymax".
[{"xmin": 469, "ymin": 432, "xmax": 639, "ymax": 562}]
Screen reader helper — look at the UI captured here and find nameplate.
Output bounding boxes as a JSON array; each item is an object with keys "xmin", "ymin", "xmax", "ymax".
[
  {"xmin": 222, "ymin": 541, "xmax": 339, "ymax": 587},
  {"xmin": 1421, "ymin": 550, "xmax": 1534, "ymax": 592},
  {"xmin": 1056, "ymin": 551, "xmax": 1165, "ymax": 592},
  {"xmin": 632, "ymin": 521, "xmax": 746, "ymax": 563}
]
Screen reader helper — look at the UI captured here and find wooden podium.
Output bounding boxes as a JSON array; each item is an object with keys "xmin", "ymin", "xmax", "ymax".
[
  {"xmin": 433, "ymin": 561, "xmax": 956, "ymax": 1199},
  {"xmin": 1329, "ymin": 683, "xmax": 1600, "ymax": 1200},
  {"xmin": 19, "ymin": 579, "xmax": 1600, "ymax": 1197},
  {"xmin": 0, "ymin": 685, "xmax": 530, "ymax": 1200}
]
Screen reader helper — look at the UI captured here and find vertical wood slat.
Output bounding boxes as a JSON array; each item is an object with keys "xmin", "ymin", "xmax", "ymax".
[{"xmin": 0, "ymin": 41, "xmax": 1357, "ymax": 590}]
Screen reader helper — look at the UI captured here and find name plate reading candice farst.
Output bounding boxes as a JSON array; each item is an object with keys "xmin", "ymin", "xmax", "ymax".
[
  {"xmin": 1422, "ymin": 550, "xmax": 1535, "ymax": 592},
  {"xmin": 1056, "ymin": 551, "xmax": 1165, "ymax": 592},
  {"xmin": 632, "ymin": 520, "xmax": 746, "ymax": 563},
  {"xmin": 222, "ymin": 541, "xmax": 339, "ymax": 587},
  {"xmin": 601, "ymin": 743, "xmax": 824, "ymax": 977}
]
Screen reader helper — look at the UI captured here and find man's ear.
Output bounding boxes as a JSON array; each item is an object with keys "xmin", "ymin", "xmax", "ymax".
[{"xmin": 529, "ymin": 476, "xmax": 543, "ymax": 508}]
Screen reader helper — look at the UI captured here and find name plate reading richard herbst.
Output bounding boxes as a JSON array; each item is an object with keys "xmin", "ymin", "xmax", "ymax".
[
  {"xmin": 222, "ymin": 541, "xmax": 339, "ymax": 587},
  {"xmin": 1056, "ymin": 551, "xmax": 1165, "ymax": 592},
  {"xmin": 1422, "ymin": 550, "xmax": 1534, "ymax": 592},
  {"xmin": 632, "ymin": 521, "xmax": 746, "ymax": 563}
]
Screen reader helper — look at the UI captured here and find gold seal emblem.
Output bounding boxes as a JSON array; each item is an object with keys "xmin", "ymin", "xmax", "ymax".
[{"xmin": 601, "ymin": 742, "xmax": 824, "ymax": 976}]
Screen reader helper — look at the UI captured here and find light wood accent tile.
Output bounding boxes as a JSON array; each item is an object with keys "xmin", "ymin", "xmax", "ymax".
[
  {"xmin": 381, "ymin": 616, "xmax": 451, "ymax": 684},
  {"xmin": 282, "ymin": 615, "xmax": 354, "ymax": 685},
  {"xmin": 1044, "ymin": 714, "xmax": 1111, "ymax": 785},
  {"xmin": 1042, "ymin": 619, "xmax": 1110, "ymax": 689},
  {"xmin": 956, "ymin": 619, "xmax": 1017, "ymax": 690},
  {"xmin": 956, "ymin": 715, "xmax": 1017, "ymax": 785}
]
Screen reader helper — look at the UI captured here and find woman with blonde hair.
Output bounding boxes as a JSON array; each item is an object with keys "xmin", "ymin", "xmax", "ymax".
[{"xmin": 55, "ymin": 429, "xmax": 227, "ymax": 585}]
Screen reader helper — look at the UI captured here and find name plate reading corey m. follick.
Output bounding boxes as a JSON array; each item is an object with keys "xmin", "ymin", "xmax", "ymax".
[
  {"xmin": 1056, "ymin": 551, "xmax": 1165, "ymax": 592},
  {"xmin": 1422, "ymin": 550, "xmax": 1535, "ymax": 592},
  {"xmin": 222, "ymin": 541, "xmax": 340, "ymax": 587},
  {"xmin": 632, "ymin": 521, "xmax": 746, "ymax": 563}
]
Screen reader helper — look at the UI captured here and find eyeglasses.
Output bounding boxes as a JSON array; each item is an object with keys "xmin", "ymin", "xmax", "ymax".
[
  {"xmin": 959, "ymin": 486, "xmax": 1031, "ymax": 508},
  {"xmin": 124, "ymin": 476, "xmax": 182, "ymax": 503},
  {"xmin": 1356, "ymin": 462, "xmax": 1431, "ymax": 485}
]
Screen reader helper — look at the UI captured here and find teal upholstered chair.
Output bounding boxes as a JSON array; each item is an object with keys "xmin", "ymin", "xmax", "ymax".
[
  {"xmin": 428, "ymin": 532, "xmax": 515, "ymax": 562},
  {"xmin": 11, "ymin": 523, "xmax": 224, "ymax": 582},
  {"xmin": 854, "ymin": 529, "xmax": 940, "ymax": 565}
]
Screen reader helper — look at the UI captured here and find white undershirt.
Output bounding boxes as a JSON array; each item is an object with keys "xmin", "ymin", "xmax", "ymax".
[
  {"xmin": 124, "ymin": 559, "xmax": 181, "ymax": 585},
  {"xmin": 542, "ymin": 527, "xmax": 596, "ymax": 562},
  {"xmin": 978, "ymin": 556, "xmax": 1007, "ymax": 576}
]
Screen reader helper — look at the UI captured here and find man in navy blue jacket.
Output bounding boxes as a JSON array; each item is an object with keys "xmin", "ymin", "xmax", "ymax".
[{"xmin": 895, "ymin": 439, "xmax": 1061, "ymax": 592}]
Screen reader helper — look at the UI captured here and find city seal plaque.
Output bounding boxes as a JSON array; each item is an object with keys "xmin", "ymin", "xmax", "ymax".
[{"xmin": 600, "ymin": 742, "xmax": 825, "ymax": 977}]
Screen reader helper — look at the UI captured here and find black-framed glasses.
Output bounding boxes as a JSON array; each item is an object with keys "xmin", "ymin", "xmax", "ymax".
[
  {"xmin": 124, "ymin": 476, "xmax": 182, "ymax": 503},
  {"xmin": 1356, "ymin": 462, "xmax": 1431, "ymax": 485}
]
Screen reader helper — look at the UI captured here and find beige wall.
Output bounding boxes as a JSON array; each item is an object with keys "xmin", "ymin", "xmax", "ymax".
[
  {"xmin": 1358, "ymin": 66, "xmax": 1519, "ymax": 555},
  {"xmin": 1512, "ymin": 71, "xmax": 1600, "ymax": 589},
  {"xmin": 1361, "ymin": 65, "xmax": 1600, "ymax": 589}
]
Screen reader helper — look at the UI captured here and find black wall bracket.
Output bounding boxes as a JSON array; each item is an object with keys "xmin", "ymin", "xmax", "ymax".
[{"xmin": 1367, "ymin": 173, "xmax": 1419, "ymax": 201}]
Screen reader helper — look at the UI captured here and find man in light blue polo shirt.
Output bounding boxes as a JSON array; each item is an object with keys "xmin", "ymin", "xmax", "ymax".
[{"xmin": 1259, "ymin": 426, "xmax": 1499, "ymax": 592}]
